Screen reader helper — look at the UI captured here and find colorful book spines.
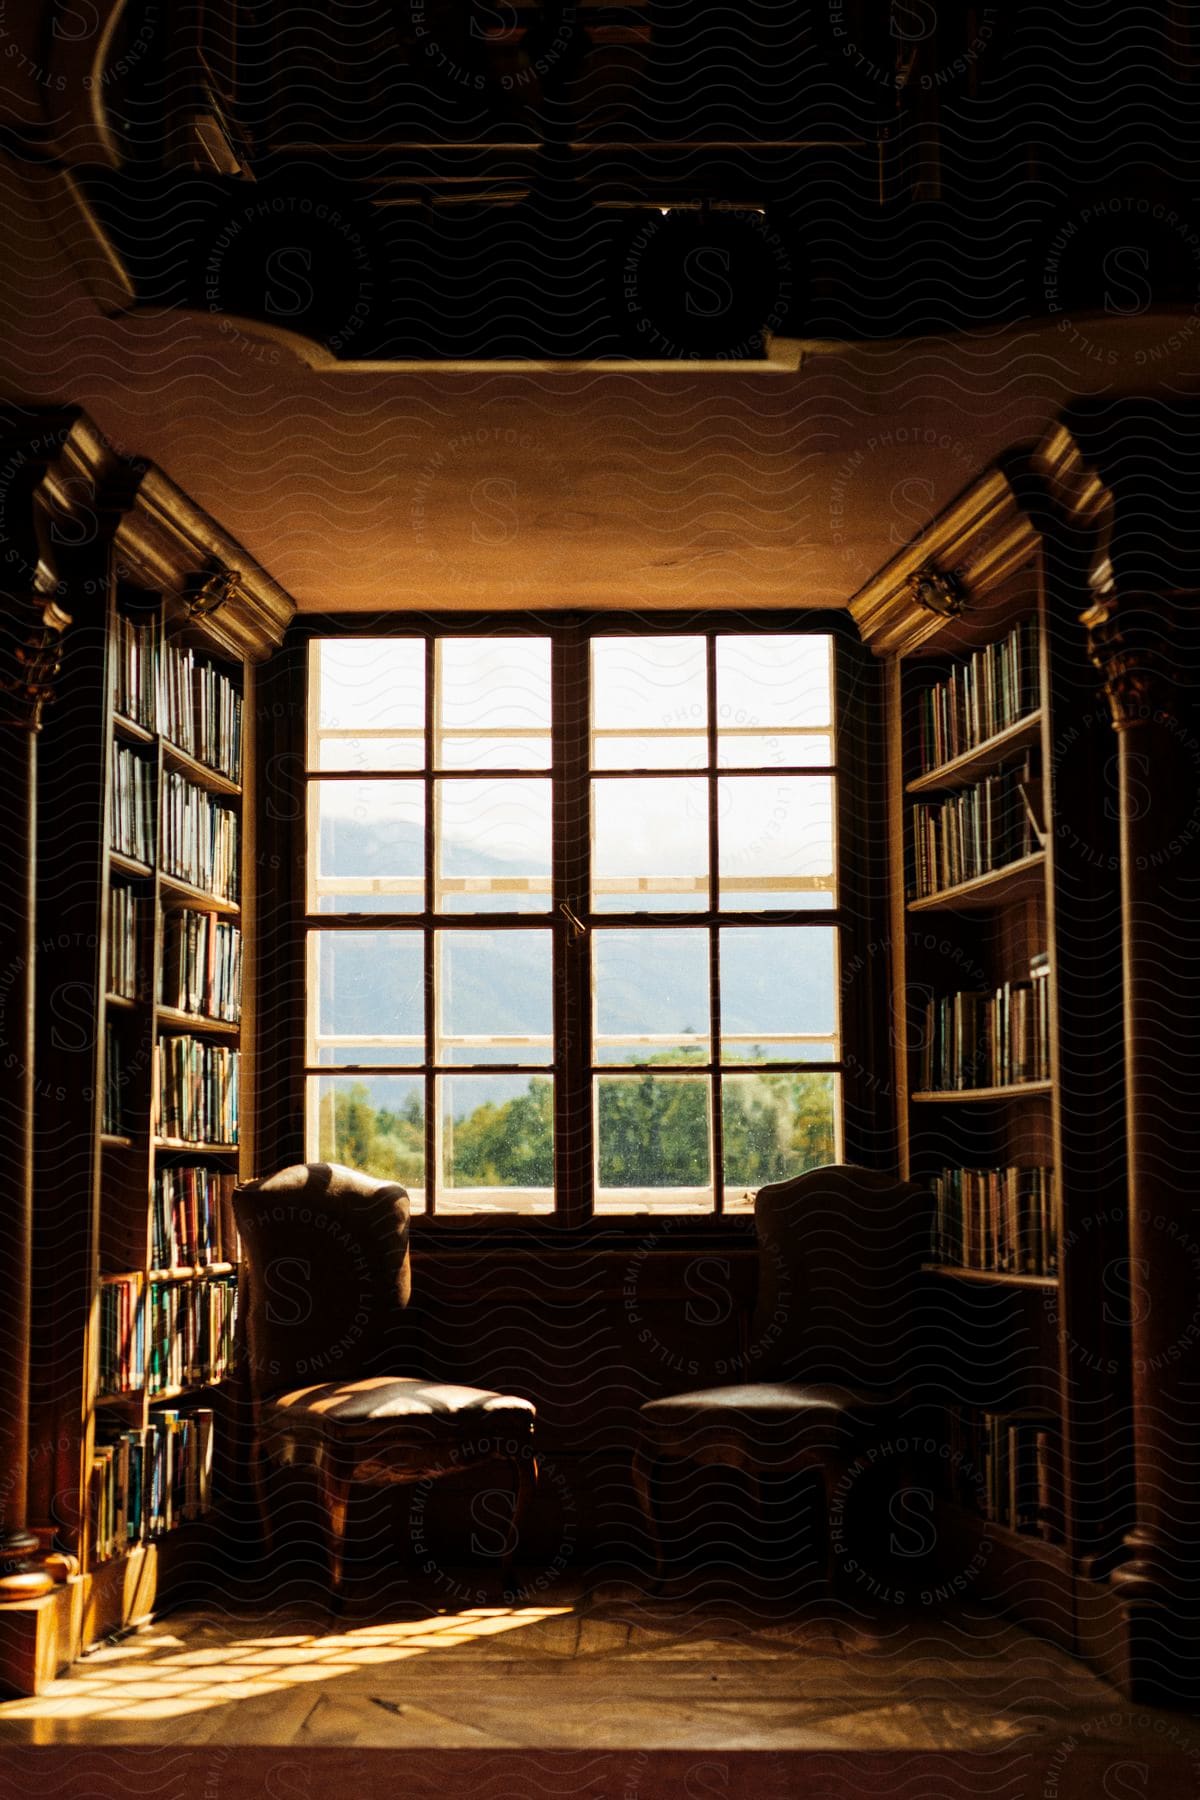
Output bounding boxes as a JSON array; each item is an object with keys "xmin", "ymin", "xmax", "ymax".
[
  {"xmin": 91, "ymin": 1410, "xmax": 215, "ymax": 1556},
  {"xmin": 152, "ymin": 1168, "xmax": 237, "ymax": 1270},
  {"xmin": 98, "ymin": 1277, "xmax": 145, "ymax": 1395},
  {"xmin": 931, "ymin": 1165, "xmax": 1057, "ymax": 1275},
  {"xmin": 147, "ymin": 1277, "xmax": 238, "ymax": 1395},
  {"xmin": 918, "ymin": 956, "xmax": 1051, "ymax": 1090},
  {"xmin": 160, "ymin": 909, "xmax": 242, "ymax": 1021},
  {"xmin": 917, "ymin": 618, "xmax": 1040, "ymax": 773},
  {"xmin": 157, "ymin": 1036, "xmax": 239, "ymax": 1144},
  {"xmin": 161, "ymin": 771, "xmax": 240, "ymax": 902},
  {"xmin": 110, "ymin": 744, "xmax": 155, "ymax": 864},
  {"xmin": 114, "ymin": 615, "xmax": 242, "ymax": 783},
  {"xmin": 911, "ymin": 757, "xmax": 1039, "ymax": 896}
]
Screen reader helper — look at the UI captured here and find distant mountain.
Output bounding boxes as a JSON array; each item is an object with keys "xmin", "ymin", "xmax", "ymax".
[{"xmin": 318, "ymin": 814, "xmax": 834, "ymax": 1116}]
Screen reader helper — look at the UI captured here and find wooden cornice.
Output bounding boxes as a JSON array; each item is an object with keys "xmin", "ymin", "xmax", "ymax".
[
  {"xmin": 1, "ymin": 404, "xmax": 294, "ymax": 663},
  {"xmin": 848, "ymin": 465, "xmax": 1043, "ymax": 659},
  {"xmin": 112, "ymin": 466, "xmax": 294, "ymax": 663}
]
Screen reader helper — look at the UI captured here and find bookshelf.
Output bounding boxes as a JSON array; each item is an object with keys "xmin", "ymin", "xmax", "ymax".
[
  {"xmin": 851, "ymin": 464, "xmax": 1130, "ymax": 1652},
  {"xmin": 21, "ymin": 417, "xmax": 292, "ymax": 1672}
]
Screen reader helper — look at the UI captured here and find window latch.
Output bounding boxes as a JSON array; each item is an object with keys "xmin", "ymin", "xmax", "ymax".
[{"xmin": 558, "ymin": 902, "xmax": 587, "ymax": 942}]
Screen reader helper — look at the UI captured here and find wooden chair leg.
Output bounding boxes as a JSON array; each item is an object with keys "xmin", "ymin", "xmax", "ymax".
[
  {"xmin": 631, "ymin": 1440, "xmax": 666, "ymax": 1586},
  {"xmin": 499, "ymin": 1452, "xmax": 538, "ymax": 1596},
  {"xmin": 323, "ymin": 1467, "xmax": 352, "ymax": 1604}
]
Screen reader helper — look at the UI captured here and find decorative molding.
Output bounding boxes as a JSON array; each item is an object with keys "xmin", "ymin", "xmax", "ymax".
[
  {"xmin": 1081, "ymin": 584, "xmax": 1177, "ymax": 732},
  {"xmin": 850, "ymin": 467, "xmax": 1038, "ymax": 659},
  {"xmin": 185, "ymin": 564, "xmax": 239, "ymax": 621},
  {"xmin": 0, "ymin": 591, "xmax": 72, "ymax": 733},
  {"xmin": 908, "ymin": 563, "xmax": 966, "ymax": 620}
]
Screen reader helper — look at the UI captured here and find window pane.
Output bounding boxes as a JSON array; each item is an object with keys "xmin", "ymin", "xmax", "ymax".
[
  {"xmin": 310, "ymin": 1075, "xmax": 425, "ymax": 1211},
  {"xmin": 717, "ymin": 776, "xmax": 835, "ymax": 911},
  {"xmin": 594, "ymin": 1074, "xmax": 713, "ymax": 1213},
  {"xmin": 721, "ymin": 1072, "xmax": 839, "ymax": 1212},
  {"xmin": 309, "ymin": 780, "xmax": 424, "ymax": 914},
  {"xmin": 309, "ymin": 931, "xmax": 424, "ymax": 1066},
  {"xmin": 439, "ymin": 1074, "xmax": 554, "ymax": 1212},
  {"xmin": 593, "ymin": 929, "xmax": 710, "ymax": 1065},
  {"xmin": 436, "ymin": 778, "xmax": 552, "ymax": 912},
  {"xmin": 720, "ymin": 927, "xmax": 837, "ymax": 1062},
  {"xmin": 591, "ymin": 638, "xmax": 707, "ymax": 769},
  {"xmin": 592, "ymin": 777, "xmax": 709, "ymax": 912},
  {"xmin": 436, "ymin": 638, "xmax": 551, "ymax": 770},
  {"xmin": 311, "ymin": 639, "xmax": 425, "ymax": 771},
  {"xmin": 438, "ymin": 930, "xmax": 552, "ymax": 1065},
  {"xmin": 716, "ymin": 635, "xmax": 832, "ymax": 768}
]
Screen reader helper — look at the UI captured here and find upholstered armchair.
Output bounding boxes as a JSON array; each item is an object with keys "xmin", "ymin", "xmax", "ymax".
[
  {"xmin": 234, "ymin": 1163, "xmax": 537, "ymax": 1596},
  {"xmin": 633, "ymin": 1164, "xmax": 929, "ymax": 1585}
]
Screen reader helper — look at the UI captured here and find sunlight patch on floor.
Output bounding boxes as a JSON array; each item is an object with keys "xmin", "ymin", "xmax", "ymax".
[{"xmin": 0, "ymin": 1607, "xmax": 573, "ymax": 1722}]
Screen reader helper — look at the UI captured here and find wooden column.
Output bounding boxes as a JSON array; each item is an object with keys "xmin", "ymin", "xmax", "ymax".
[
  {"xmin": 1083, "ymin": 583, "xmax": 1200, "ymax": 1695},
  {"xmin": 0, "ymin": 587, "xmax": 68, "ymax": 1600}
]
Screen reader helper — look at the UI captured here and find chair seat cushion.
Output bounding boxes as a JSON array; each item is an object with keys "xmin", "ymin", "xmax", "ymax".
[
  {"xmin": 266, "ymin": 1376, "xmax": 535, "ymax": 1432},
  {"xmin": 641, "ymin": 1382, "xmax": 889, "ymax": 1426}
]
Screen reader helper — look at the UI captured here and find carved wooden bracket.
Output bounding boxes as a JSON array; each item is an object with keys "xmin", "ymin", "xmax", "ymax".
[
  {"xmin": 0, "ymin": 592, "xmax": 72, "ymax": 733},
  {"xmin": 184, "ymin": 565, "xmax": 239, "ymax": 620},
  {"xmin": 907, "ymin": 563, "xmax": 966, "ymax": 620},
  {"xmin": 1081, "ymin": 585, "xmax": 1175, "ymax": 732}
]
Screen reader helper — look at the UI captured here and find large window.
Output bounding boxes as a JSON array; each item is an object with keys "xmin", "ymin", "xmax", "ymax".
[{"xmin": 304, "ymin": 624, "xmax": 844, "ymax": 1217}]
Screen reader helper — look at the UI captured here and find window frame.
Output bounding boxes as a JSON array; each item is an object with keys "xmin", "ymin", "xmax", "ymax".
[{"xmin": 269, "ymin": 609, "xmax": 882, "ymax": 1235}]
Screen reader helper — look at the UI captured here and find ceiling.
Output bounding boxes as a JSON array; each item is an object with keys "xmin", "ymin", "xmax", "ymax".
[{"xmin": 4, "ymin": 155, "xmax": 1200, "ymax": 614}]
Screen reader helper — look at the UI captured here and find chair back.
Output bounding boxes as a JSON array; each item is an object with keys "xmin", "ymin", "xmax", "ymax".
[
  {"xmin": 749, "ymin": 1163, "xmax": 929, "ymax": 1391},
  {"xmin": 234, "ymin": 1162, "xmax": 412, "ymax": 1401}
]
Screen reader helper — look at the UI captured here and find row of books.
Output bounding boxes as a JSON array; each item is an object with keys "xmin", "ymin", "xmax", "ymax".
[
  {"xmin": 161, "ymin": 770, "xmax": 240, "ymax": 903},
  {"xmin": 917, "ymin": 955, "xmax": 1051, "ymax": 1091},
  {"xmin": 948, "ymin": 1407, "xmax": 1061, "ymax": 1543},
  {"xmin": 158, "ymin": 1036, "xmax": 239, "ymax": 1144},
  {"xmin": 114, "ymin": 612, "xmax": 243, "ymax": 781},
  {"xmin": 159, "ymin": 641, "xmax": 244, "ymax": 782},
  {"xmin": 153, "ymin": 1167, "xmax": 238, "ymax": 1270},
  {"xmin": 110, "ymin": 744, "xmax": 154, "ymax": 865},
  {"xmin": 102, "ymin": 1031, "xmax": 124, "ymax": 1137},
  {"xmin": 911, "ymin": 759, "xmax": 1040, "ymax": 898},
  {"xmin": 98, "ymin": 1273, "xmax": 238, "ymax": 1396},
  {"xmin": 112, "ymin": 611, "xmax": 160, "ymax": 732},
  {"xmin": 99, "ymin": 1275, "xmax": 146, "ymax": 1394},
  {"xmin": 108, "ymin": 884, "xmax": 141, "ymax": 998},
  {"xmin": 930, "ymin": 1165, "xmax": 1057, "ymax": 1276},
  {"xmin": 161, "ymin": 909, "xmax": 242, "ymax": 1022},
  {"xmin": 148, "ymin": 1276, "xmax": 238, "ymax": 1394},
  {"xmin": 917, "ymin": 619, "xmax": 1040, "ymax": 773},
  {"xmin": 91, "ymin": 1411, "xmax": 214, "ymax": 1558}
]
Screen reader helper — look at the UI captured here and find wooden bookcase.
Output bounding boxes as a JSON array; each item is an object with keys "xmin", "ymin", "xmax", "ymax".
[
  {"xmin": 851, "ymin": 465, "xmax": 1131, "ymax": 1651},
  {"xmin": 22, "ymin": 417, "xmax": 292, "ymax": 1661}
]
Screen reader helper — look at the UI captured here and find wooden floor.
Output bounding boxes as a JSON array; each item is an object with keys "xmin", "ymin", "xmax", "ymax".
[{"xmin": 1, "ymin": 1573, "xmax": 1199, "ymax": 1796}]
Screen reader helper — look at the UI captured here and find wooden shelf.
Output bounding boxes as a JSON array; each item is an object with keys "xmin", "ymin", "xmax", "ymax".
[
  {"xmin": 148, "ymin": 1263, "xmax": 236, "ymax": 1281},
  {"xmin": 105, "ymin": 992, "xmax": 142, "ymax": 1012},
  {"xmin": 112, "ymin": 713, "xmax": 155, "ymax": 746},
  {"xmin": 158, "ymin": 873, "xmax": 240, "ymax": 916},
  {"xmin": 161, "ymin": 737, "xmax": 242, "ymax": 798},
  {"xmin": 912, "ymin": 1081, "xmax": 1053, "ymax": 1103},
  {"xmin": 99, "ymin": 1132, "xmax": 133, "ymax": 1149},
  {"xmin": 154, "ymin": 1139, "xmax": 239, "ymax": 1155},
  {"xmin": 109, "ymin": 849, "xmax": 153, "ymax": 881},
  {"xmin": 156, "ymin": 1006, "xmax": 240, "ymax": 1037},
  {"xmin": 148, "ymin": 1381, "xmax": 230, "ymax": 1402},
  {"xmin": 907, "ymin": 852, "xmax": 1046, "ymax": 913},
  {"xmin": 907, "ymin": 711, "xmax": 1043, "ymax": 794},
  {"xmin": 95, "ymin": 1389, "xmax": 143, "ymax": 1406},
  {"xmin": 923, "ymin": 1263, "xmax": 1058, "ymax": 1289}
]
